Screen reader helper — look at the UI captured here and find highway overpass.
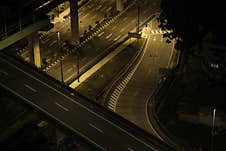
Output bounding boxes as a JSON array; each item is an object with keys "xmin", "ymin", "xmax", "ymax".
[{"xmin": 0, "ymin": 52, "xmax": 175, "ymax": 151}]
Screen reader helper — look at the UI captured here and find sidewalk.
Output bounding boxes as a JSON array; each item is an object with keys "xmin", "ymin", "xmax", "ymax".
[{"xmin": 69, "ymin": 38, "xmax": 136, "ymax": 89}]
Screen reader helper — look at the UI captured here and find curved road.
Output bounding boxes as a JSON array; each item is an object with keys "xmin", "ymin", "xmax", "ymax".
[{"xmin": 115, "ymin": 20, "xmax": 174, "ymax": 136}]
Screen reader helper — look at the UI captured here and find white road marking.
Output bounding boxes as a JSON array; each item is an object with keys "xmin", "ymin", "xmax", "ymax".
[
  {"xmin": 55, "ymin": 102, "xmax": 69, "ymax": 111},
  {"xmin": 0, "ymin": 70, "xmax": 8, "ymax": 75},
  {"xmin": 49, "ymin": 40, "xmax": 57, "ymax": 47},
  {"xmin": 89, "ymin": 123, "xmax": 104, "ymax": 134},
  {"xmin": 120, "ymin": 28, "xmax": 125, "ymax": 32},
  {"xmin": 112, "ymin": 26, "xmax": 117, "ymax": 30},
  {"xmin": 128, "ymin": 147, "xmax": 134, "ymax": 151},
  {"xmin": 123, "ymin": 17, "xmax": 128, "ymax": 21},
  {"xmin": 98, "ymin": 31, "xmax": 105, "ymax": 37},
  {"xmin": 67, "ymin": 68, "xmax": 73, "ymax": 72},
  {"xmin": 96, "ymin": 5, "xmax": 102, "ymax": 11},
  {"xmin": 24, "ymin": 84, "xmax": 37, "ymax": 92},
  {"xmin": 45, "ymin": 38, "xmax": 51, "ymax": 43},
  {"xmin": 91, "ymin": 14, "xmax": 97, "ymax": 20},
  {"xmin": 0, "ymin": 83, "xmax": 105, "ymax": 151},
  {"xmin": 106, "ymin": 7, "xmax": 112, "ymax": 12},
  {"xmin": 105, "ymin": 33, "xmax": 113, "ymax": 39},
  {"xmin": 167, "ymin": 40, "xmax": 175, "ymax": 68},
  {"xmin": 1, "ymin": 58, "xmax": 156, "ymax": 150},
  {"xmin": 114, "ymin": 35, "xmax": 121, "ymax": 41}
]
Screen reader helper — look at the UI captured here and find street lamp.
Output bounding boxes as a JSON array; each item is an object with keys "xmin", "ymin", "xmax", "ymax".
[
  {"xmin": 136, "ymin": 1, "xmax": 140, "ymax": 34},
  {"xmin": 77, "ymin": 51, "xmax": 80, "ymax": 82},
  {"xmin": 211, "ymin": 108, "xmax": 216, "ymax": 151},
  {"xmin": 57, "ymin": 31, "xmax": 64, "ymax": 83}
]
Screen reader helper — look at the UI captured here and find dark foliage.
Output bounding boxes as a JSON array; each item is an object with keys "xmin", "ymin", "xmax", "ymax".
[{"xmin": 158, "ymin": 1, "xmax": 226, "ymax": 50}]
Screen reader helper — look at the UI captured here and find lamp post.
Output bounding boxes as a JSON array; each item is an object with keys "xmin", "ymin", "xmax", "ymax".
[
  {"xmin": 136, "ymin": 2, "xmax": 140, "ymax": 34},
  {"xmin": 211, "ymin": 108, "xmax": 216, "ymax": 151},
  {"xmin": 77, "ymin": 51, "xmax": 80, "ymax": 82},
  {"xmin": 57, "ymin": 31, "xmax": 64, "ymax": 83}
]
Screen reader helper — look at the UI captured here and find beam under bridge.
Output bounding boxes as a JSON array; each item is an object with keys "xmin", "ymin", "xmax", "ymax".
[{"xmin": 0, "ymin": 19, "xmax": 50, "ymax": 51}]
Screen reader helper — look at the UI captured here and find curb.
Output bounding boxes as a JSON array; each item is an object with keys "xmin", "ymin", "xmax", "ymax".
[
  {"xmin": 43, "ymin": 1, "xmax": 137, "ymax": 72},
  {"xmin": 103, "ymin": 38, "xmax": 147, "ymax": 111}
]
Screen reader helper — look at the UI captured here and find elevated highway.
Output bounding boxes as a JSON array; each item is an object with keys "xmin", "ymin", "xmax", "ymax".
[{"xmin": 0, "ymin": 52, "xmax": 175, "ymax": 151}]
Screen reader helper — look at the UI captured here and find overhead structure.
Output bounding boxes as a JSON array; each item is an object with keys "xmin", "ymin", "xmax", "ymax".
[
  {"xmin": 70, "ymin": 0, "xmax": 79, "ymax": 43},
  {"xmin": 0, "ymin": 19, "xmax": 50, "ymax": 51}
]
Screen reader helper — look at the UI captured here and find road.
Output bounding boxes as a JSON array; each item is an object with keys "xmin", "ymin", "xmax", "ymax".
[
  {"xmin": 42, "ymin": 0, "xmax": 116, "ymax": 57},
  {"xmin": 115, "ymin": 20, "xmax": 174, "ymax": 136},
  {"xmin": 0, "ymin": 53, "xmax": 175, "ymax": 151},
  {"xmin": 47, "ymin": 0, "xmax": 160, "ymax": 83},
  {"xmin": 19, "ymin": 0, "xmax": 115, "ymax": 61}
]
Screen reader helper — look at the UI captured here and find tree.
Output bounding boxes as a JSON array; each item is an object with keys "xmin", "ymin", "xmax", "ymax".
[
  {"xmin": 95, "ymin": 20, "xmax": 100, "ymax": 28},
  {"xmin": 158, "ymin": 1, "xmax": 226, "ymax": 69},
  {"xmin": 88, "ymin": 25, "xmax": 93, "ymax": 32}
]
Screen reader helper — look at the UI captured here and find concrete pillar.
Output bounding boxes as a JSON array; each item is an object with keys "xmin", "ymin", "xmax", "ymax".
[
  {"xmin": 27, "ymin": 35, "xmax": 34, "ymax": 63},
  {"xmin": 116, "ymin": 0, "xmax": 124, "ymax": 12},
  {"xmin": 32, "ymin": 32, "xmax": 41, "ymax": 68},
  {"xmin": 70, "ymin": 0, "xmax": 79, "ymax": 43}
]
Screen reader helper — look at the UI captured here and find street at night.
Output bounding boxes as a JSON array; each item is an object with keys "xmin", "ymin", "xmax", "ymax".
[{"xmin": 0, "ymin": 0, "xmax": 226, "ymax": 151}]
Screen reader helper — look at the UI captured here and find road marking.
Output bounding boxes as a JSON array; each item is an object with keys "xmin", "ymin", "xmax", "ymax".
[
  {"xmin": 113, "ymin": 35, "xmax": 121, "ymax": 41},
  {"xmin": 55, "ymin": 102, "xmax": 69, "ymax": 111},
  {"xmin": 98, "ymin": 31, "xmax": 105, "ymax": 37},
  {"xmin": 123, "ymin": 17, "xmax": 128, "ymax": 21},
  {"xmin": 167, "ymin": 40, "xmax": 175, "ymax": 68},
  {"xmin": 112, "ymin": 26, "xmax": 117, "ymax": 30},
  {"xmin": 67, "ymin": 68, "xmax": 73, "ymax": 72},
  {"xmin": 24, "ymin": 84, "xmax": 37, "ymax": 92},
  {"xmin": 83, "ymin": 13, "xmax": 89, "ymax": 19},
  {"xmin": 1, "ymin": 57, "xmax": 156, "ymax": 150},
  {"xmin": 105, "ymin": 33, "xmax": 112, "ymax": 39},
  {"xmin": 89, "ymin": 123, "xmax": 104, "ymax": 134},
  {"xmin": 49, "ymin": 40, "xmax": 57, "ymax": 47},
  {"xmin": 120, "ymin": 28, "xmax": 125, "ymax": 32},
  {"xmin": 0, "ymin": 83, "xmax": 105, "ymax": 151},
  {"xmin": 106, "ymin": 7, "xmax": 112, "ymax": 12},
  {"xmin": 45, "ymin": 37, "xmax": 51, "ymax": 43},
  {"xmin": 128, "ymin": 147, "xmax": 134, "ymax": 151},
  {"xmin": 91, "ymin": 14, "xmax": 97, "ymax": 20},
  {"xmin": 96, "ymin": 5, "xmax": 102, "ymax": 11},
  {"xmin": 0, "ymin": 70, "xmax": 8, "ymax": 76}
]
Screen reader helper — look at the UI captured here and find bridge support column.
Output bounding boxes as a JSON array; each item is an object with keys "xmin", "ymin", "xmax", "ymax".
[
  {"xmin": 27, "ymin": 35, "xmax": 34, "ymax": 63},
  {"xmin": 32, "ymin": 32, "xmax": 41, "ymax": 68},
  {"xmin": 70, "ymin": 0, "xmax": 79, "ymax": 44},
  {"xmin": 116, "ymin": 0, "xmax": 124, "ymax": 12}
]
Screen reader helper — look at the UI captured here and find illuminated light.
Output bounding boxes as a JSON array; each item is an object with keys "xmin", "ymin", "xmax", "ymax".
[
  {"xmin": 210, "ymin": 63, "xmax": 219, "ymax": 69},
  {"xmin": 141, "ymin": 27, "xmax": 149, "ymax": 38},
  {"xmin": 36, "ymin": 0, "xmax": 53, "ymax": 11},
  {"xmin": 37, "ymin": 121, "xmax": 48, "ymax": 128}
]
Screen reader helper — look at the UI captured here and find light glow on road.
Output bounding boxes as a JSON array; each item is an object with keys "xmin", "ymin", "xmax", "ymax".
[{"xmin": 69, "ymin": 38, "xmax": 136, "ymax": 88}]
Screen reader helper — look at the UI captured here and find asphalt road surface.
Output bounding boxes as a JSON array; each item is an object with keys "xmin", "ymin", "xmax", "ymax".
[
  {"xmin": 0, "ymin": 53, "xmax": 175, "ymax": 151},
  {"xmin": 40, "ymin": 0, "xmax": 115, "ymax": 58},
  {"xmin": 115, "ymin": 20, "xmax": 174, "ymax": 136},
  {"xmin": 19, "ymin": 0, "xmax": 115, "ymax": 61},
  {"xmin": 47, "ymin": 0, "xmax": 160, "ymax": 83}
]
